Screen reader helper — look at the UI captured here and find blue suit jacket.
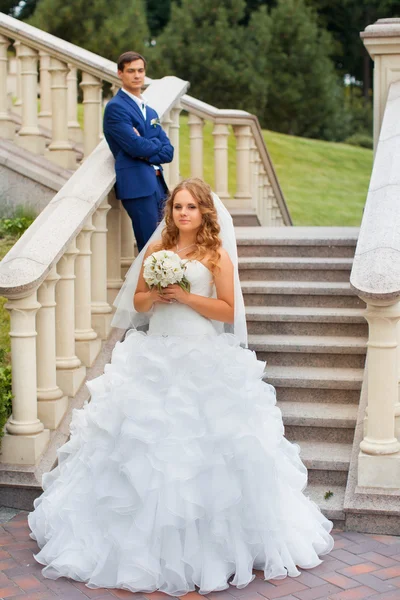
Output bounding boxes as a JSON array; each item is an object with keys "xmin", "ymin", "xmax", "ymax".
[{"xmin": 103, "ymin": 89, "xmax": 174, "ymax": 200}]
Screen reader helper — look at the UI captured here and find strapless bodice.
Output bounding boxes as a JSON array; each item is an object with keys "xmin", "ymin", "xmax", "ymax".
[{"xmin": 148, "ymin": 260, "xmax": 217, "ymax": 336}]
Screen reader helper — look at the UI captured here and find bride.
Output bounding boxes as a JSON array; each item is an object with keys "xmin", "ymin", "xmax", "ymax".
[{"xmin": 28, "ymin": 178, "xmax": 334, "ymax": 596}]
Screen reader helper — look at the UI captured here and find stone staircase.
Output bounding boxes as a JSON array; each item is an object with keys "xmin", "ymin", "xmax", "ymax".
[{"xmin": 236, "ymin": 227, "xmax": 366, "ymax": 527}]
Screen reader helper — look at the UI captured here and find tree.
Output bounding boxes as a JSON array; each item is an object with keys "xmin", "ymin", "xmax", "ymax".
[
  {"xmin": 29, "ymin": 0, "xmax": 149, "ymax": 60},
  {"xmin": 264, "ymin": 0, "xmax": 348, "ymax": 140},
  {"xmin": 145, "ymin": 0, "xmax": 171, "ymax": 37},
  {"xmin": 0, "ymin": 0, "xmax": 37, "ymax": 19},
  {"xmin": 149, "ymin": 0, "xmax": 271, "ymax": 118}
]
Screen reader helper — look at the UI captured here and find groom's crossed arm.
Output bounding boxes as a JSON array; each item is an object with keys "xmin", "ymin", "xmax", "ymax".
[{"xmin": 104, "ymin": 103, "xmax": 163, "ymax": 159}]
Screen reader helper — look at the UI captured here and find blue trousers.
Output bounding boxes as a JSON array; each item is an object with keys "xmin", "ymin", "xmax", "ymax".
[{"xmin": 121, "ymin": 177, "xmax": 167, "ymax": 253}]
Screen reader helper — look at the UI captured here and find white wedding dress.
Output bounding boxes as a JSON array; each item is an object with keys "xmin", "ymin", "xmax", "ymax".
[{"xmin": 28, "ymin": 260, "xmax": 334, "ymax": 596}]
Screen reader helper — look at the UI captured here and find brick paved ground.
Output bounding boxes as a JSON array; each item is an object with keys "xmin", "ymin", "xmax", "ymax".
[{"xmin": 1, "ymin": 511, "xmax": 400, "ymax": 600}]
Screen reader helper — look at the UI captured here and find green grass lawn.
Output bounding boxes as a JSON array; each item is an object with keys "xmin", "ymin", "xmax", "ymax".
[{"xmin": 179, "ymin": 114, "xmax": 372, "ymax": 226}]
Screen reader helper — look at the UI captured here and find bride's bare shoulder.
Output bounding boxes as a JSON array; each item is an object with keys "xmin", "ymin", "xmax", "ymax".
[{"xmin": 144, "ymin": 240, "xmax": 162, "ymax": 257}]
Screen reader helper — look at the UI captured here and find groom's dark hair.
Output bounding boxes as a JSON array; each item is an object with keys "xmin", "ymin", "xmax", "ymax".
[{"xmin": 117, "ymin": 51, "xmax": 147, "ymax": 71}]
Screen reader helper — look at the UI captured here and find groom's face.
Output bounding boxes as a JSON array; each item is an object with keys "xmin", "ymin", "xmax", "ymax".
[{"xmin": 118, "ymin": 59, "xmax": 146, "ymax": 95}]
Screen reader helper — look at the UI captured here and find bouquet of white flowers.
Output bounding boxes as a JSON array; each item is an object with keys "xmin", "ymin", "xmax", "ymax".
[{"xmin": 143, "ymin": 250, "xmax": 191, "ymax": 292}]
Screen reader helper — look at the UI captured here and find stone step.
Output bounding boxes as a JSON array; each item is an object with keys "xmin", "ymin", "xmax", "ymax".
[
  {"xmin": 297, "ymin": 439, "xmax": 352, "ymax": 472},
  {"xmin": 236, "ymin": 227, "xmax": 358, "ymax": 258},
  {"xmin": 246, "ymin": 306, "xmax": 367, "ymax": 337},
  {"xmin": 249, "ymin": 334, "xmax": 367, "ymax": 368},
  {"xmin": 279, "ymin": 401, "xmax": 357, "ymax": 443},
  {"xmin": 242, "ymin": 280, "xmax": 365, "ymax": 308},
  {"xmin": 265, "ymin": 365, "xmax": 363, "ymax": 390},
  {"xmin": 230, "ymin": 209, "xmax": 260, "ymax": 227},
  {"xmin": 306, "ymin": 483, "xmax": 346, "ymax": 522},
  {"xmin": 239, "ymin": 256, "xmax": 353, "ymax": 282}
]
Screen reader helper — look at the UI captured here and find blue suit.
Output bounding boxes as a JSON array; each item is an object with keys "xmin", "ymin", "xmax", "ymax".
[{"xmin": 103, "ymin": 89, "xmax": 174, "ymax": 251}]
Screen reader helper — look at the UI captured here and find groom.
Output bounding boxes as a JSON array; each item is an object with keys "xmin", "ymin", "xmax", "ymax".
[{"xmin": 103, "ymin": 51, "xmax": 174, "ymax": 252}]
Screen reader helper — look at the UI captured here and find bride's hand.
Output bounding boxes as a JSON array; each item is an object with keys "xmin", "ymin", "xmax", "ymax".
[
  {"xmin": 149, "ymin": 287, "xmax": 170, "ymax": 304},
  {"xmin": 161, "ymin": 284, "xmax": 190, "ymax": 304}
]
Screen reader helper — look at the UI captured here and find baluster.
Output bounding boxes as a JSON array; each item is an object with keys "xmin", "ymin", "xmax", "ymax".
[
  {"xmin": 0, "ymin": 35, "xmax": 16, "ymax": 140},
  {"xmin": 233, "ymin": 125, "xmax": 252, "ymax": 208},
  {"xmin": 47, "ymin": 58, "xmax": 76, "ymax": 169},
  {"xmin": 107, "ymin": 190, "xmax": 123, "ymax": 306},
  {"xmin": 13, "ymin": 41, "xmax": 22, "ymax": 116},
  {"xmin": 16, "ymin": 44, "xmax": 45, "ymax": 155},
  {"xmin": 258, "ymin": 166, "xmax": 267, "ymax": 226},
  {"xmin": 169, "ymin": 101, "xmax": 182, "ymax": 187},
  {"xmin": 55, "ymin": 239, "xmax": 86, "ymax": 396},
  {"xmin": 91, "ymin": 199, "xmax": 113, "ymax": 339},
  {"xmin": 38, "ymin": 51, "xmax": 52, "ymax": 130},
  {"xmin": 67, "ymin": 65, "xmax": 83, "ymax": 143},
  {"xmin": 80, "ymin": 72, "xmax": 102, "ymax": 158},
  {"xmin": 1, "ymin": 291, "xmax": 50, "ymax": 465},
  {"xmin": 37, "ymin": 267, "xmax": 68, "ymax": 429},
  {"xmin": 161, "ymin": 111, "xmax": 172, "ymax": 187},
  {"xmin": 120, "ymin": 204, "xmax": 136, "ymax": 278},
  {"xmin": 212, "ymin": 121, "xmax": 230, "ymax": 202},
  {"xmin": 188, "ymin": 113, "xmax": 204, "ymax": 178},
  {"xmin": 75, "ymin": 218, "xmax": 101, "ymax": 367},
  {"xmin": 358, "ymin": 300, "xmax": 400, "ymax": 487},
  {"xmin": 396, "ymin": 323, "xmax": 400, "ymax": 440}
]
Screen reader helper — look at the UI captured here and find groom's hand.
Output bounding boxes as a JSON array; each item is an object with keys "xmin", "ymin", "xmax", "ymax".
[{"xmin": 133, "ymin": 127, "xmax": 141, "ymax": 136}]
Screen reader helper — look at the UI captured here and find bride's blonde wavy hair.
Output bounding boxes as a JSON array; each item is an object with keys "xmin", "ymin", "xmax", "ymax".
[{"xmin": 154, "ymin": 178, "xmax": 222, "ymax": 274}]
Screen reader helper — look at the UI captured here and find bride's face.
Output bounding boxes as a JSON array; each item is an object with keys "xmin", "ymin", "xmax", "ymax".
[{"xmin": 172, "ymin": 189, "xmax": 203, "ymax": 233}]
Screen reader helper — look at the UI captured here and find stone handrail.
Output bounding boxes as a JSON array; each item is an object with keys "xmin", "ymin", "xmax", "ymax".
[
  {"xmin": 349, "ymin": 79, "xmax": 400, "ymax": 489},
  {"xmin": 181, "ymin": 95, "xmax": 292, "ymax": 226}
]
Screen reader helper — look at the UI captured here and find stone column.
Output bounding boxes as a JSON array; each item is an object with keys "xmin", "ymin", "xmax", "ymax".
[
  {"xmin": 233, "ymin": 124, "xmax": 252, "ymax": 209},
  {"xmin": 55, "ymin": 239, "xmax": 86, "ymax": 396},
  {"xmin": 13, "ymin": 41, "xmax": 22, "ymax": 116},
  {"xmin": 161, "ymin": 111, "xmax": 172, "ymax": 187},
  {"xmin": 169, "ymin": 101, "xmax": 182, "ymax": 187},
  {"xmin": 358, "ymin": 299, "xmax": 400, "ymax": 488},
  {"xmin": 91, "ymin": 199, "xmax": 113, "ymax": 339},
  {"xmin": 1, "ymin": 291, "xmax": 50, "ymax": 465},
  {"xmin": 188, "ymin": 113, "xmax": 204, "ymax": 178},
  {"xmin": 36, "ymin": 267, "xmax": 68, "ymax": 429},
  {"xmin": 38, "ymin": 51, "xmax": 52, "ymax": 130},
  {"xmin": 80, "ymin": 71, "xmax": 102, "ymax": 158},
  {"xmin": 67, "ymin": 64, "xmax": 83, "ymax": 144},
  {"xmin": 75, "ymin": 218, "xmax": 101, "ymax": 367},
  {"xmin": 16, "ymin": 44, "xmax": 46, "ymax": 155},
  {"xmin": 0, "ymin": 35, "xmax": 16, "ymax": 140},
  {"xmin": 107, "ymin": 190, "xmax": 123, "ymax": 307},
  {"xmin": 47, "ymin": 58, "xmax": 76, "ymax": 169},
  {"xmin": 120, "ymin": 204, "xmax": 136, "ymax": 278},
  {"xmin": 212, "ymin": 121, "xmax": 230, "ymax": 202},
  {"xmin": 362, "ymin": 19, "xmax": 400, "ymax": 152}
]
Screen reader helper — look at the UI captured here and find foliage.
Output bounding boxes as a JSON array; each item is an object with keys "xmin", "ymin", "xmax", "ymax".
[
  {"xmin": 0, "ymin": 0, "xmax": 37, "ymax": 18},
  {"xmin": 263, "ymin": 0, "xmax": 348, "ymax": 140},
  {"xmin": 344, "ymin": 133, "xmax": 373, "ymax": 149},
  {"xmin": 0, "ymin": 216, "xmax": 34, "ymax": 238},
  {"xmin": 149, "ymin": 0, "xmax": 270, "ymax": 118},
  {"xmin": 29, "ymin": 0, "xmax": 150, "ymax": 60},
  {"xmin": 145, "ymin": 0, "xmax": 171, "ymax": 37},
  {"xmin": 0, "ymin": 362, "xmax": 12, "ymax": 440},
  {"xmin": 0, "ymin": 237, "xmax": 14, "ymax": 444}
]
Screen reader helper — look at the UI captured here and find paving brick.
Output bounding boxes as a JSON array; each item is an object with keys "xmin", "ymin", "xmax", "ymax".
[
  {"xmin": 371, "ymin": 543, "xmax": 400, "ymax": 557},
  {"xmin": 255, "ymin": 580, "xmax": 307, "ymax": 598},
  {"xmin": 337, "ymin": 564, "xmax": 380, "ymax": 577},
  {"xmin": 326, "ymin": 586, "xmax": 376, "ymax": 599},
  {"xmin": 295, "ymin": 572, "xmax": 327, "ymax": 588},
  {"xmin": 358, "ymin": 553, "xmax": 399, "ymax": 568},
  {"xmin": 373, "ymin": 565, "xmax": 400, "ymax": 580},
  {"xmin": 110, "ymin": 590, "xmax": 140, "ymax": 599},
  {"xmin": 368, "ymin": 535, "xmax": 400, "ymax": 546},
  {"xmin": 318, "ymin": 572, "xmax": 360, "ymax": 589},
  {"xmin": 340, "ymin": 533, "xmax": 371, "ymax": 544},
  {"xmin": 70, "ymin": 581, "xmax": 114, "ymax": 597},
  {"xmin": 366, "ymin": 593, "xmax": 400, "ymax": 600},
  {"xmin": 329, "ymin": 551, "xmax": 365, "ymax": 566},
  {"xmin": 0, "ymin": 557, "xmax": 19, "ymax": 570},
  {"xmin": 142, "ymin": 593, "xmax": 172, "ymax": 600},
  {"xmin": 0, "ymin": 584, "xmax": 26, "ymax": 598},
  {"xmin": 294, "ymin": 583, "xmax": 342, "ymax": 600},
  {"xmin": 349, "ymin": 573, "xmax": 396, "ymax": 593},
  {"xmin": 45, "ymin": 577, "xmax": 89, "ymax": 599},
  {"xmin": 342, "ymin": 542, "xmax": 384, "ymax": 556},
  {"xmin": 10, "ymin": 574, "xmax": 46, "ymax": 591}
]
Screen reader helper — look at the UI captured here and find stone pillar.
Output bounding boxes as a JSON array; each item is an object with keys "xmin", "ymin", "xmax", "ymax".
[
  {"xmin": 16, "ymin": 44, "xmax": 46, "ymax": 155},
  {"xmin": 120, "ymin": 204, "xmax": 136, "ymax": 278},
  {"xmin": 1, "ymin": 291, "xmax": 50, "ymax": 465},
  {"xmin": 38, "ymin": 51, "xmax": 52, "ymax": 130},
  {"xmin": 13, "ymin": 41, "xmax": 22, "ymax": 116},
  {"xmin": 36, "ymin": 267, "xmax": 68, "ymax": 429},
  {"xmin": 47, "ymin": 58, "xmax": 76, "ymax": 169},
  {"xmin": 396, "ymin": 321, "xmax": 400, "ymax": 440},
  {"xmin": 233, "ymin": 124, "xmax": 252, "ymax": 209},
  {"xmin": 362, "ymin": 19, "xmax": 400, "ymax": 152},
  {"xmin": 80, "ymin": 71, "xmax": 102, "ymax": 158},
  {"xmin": 188, "ymin": 113, "xmax": 204, "ymax": 178},
  {"xmin": 107, "ymin": 190, "xmax": 123, "ymax": 307},
  {"xmin": 55, "ymin": 239, "xmax": 86, "ymax": 396},
  {"xmin": 358, "ymin": 299, "xmax": 400, "ymax": 488},
  {"xmin": 161, "ymin": 111, "xmax": 172, "ymax": 187},
  {"xmin": 0, "ymin": 35, "xmax": 16, "ymax": 140},
  {"xmin": 169, "ymin": 101, "xmax": 182, "ymax": 187},
  {"xmin": 212, "ymin": 121, "xmax": 230, "ymax": 202},
  {"xmin": 91, "ymin": 199, "xmax": 113, "ymax": 339},
  {"xmin": 75, "ymin": 218, "xmax": 102, "ymax": 367},
  {"xmin": 67, "ymin": 64, "xmax": 83, "ymax": 144}
]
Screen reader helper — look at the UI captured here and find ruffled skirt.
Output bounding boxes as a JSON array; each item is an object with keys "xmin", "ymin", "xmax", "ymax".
[{"xmin": 28, "ymin": 332, "xmax": 334, "ymax": 596}]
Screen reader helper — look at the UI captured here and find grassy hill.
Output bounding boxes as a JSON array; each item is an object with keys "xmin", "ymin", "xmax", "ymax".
[{"xmin": 179, "ymin": 115, "xmax": 373, "ymax": 226}]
